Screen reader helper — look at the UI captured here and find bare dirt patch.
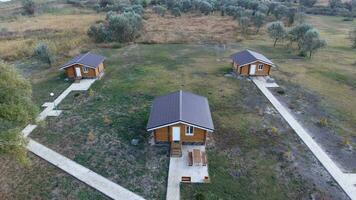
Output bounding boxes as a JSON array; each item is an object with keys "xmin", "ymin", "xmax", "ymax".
[
  {"xmin": 140, "ymin": 11, "xmax": 240, "ymax": 44},
  {"xmin": 270, "ymin": 80, "xmax": 356, "ymax": 173}
]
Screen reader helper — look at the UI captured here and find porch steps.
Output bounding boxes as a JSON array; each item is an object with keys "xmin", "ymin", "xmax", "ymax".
[{"xmin": 171, "ymin": 143, "xmax": 182, "ymax": 157}]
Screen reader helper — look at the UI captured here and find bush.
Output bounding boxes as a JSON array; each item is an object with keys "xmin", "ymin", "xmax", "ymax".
[
  {"xmin": 33, "ymin": 43, "xmax": 54, "ymax": 66},
  {"xmin": 153, "ymin": 5, "xmax": 167, "ymax": 16},
  {"xmin": 88, "ymin": 12, "xmax": 143, "ymax": 43},
  {"xmin": 172, "ymin": 7, "xmax": 182, "ymax": 17},
  {"xmin": 108, "ymin": 12, "xmax": 143, "ymax": 42},
  {"xmin": 199, "ymin": 1, "xmax": 213, "ymax": 15},
  {"xmin": 88, "ymin": 23, "xmax": 110, "ymax": 43},
  {"xmin": 267, "ymin": 21, "xmax": 286, "ymax": 47},
  {"xmin": 22, "ymin": 0, "xmax": 35, "ymax": 15}
]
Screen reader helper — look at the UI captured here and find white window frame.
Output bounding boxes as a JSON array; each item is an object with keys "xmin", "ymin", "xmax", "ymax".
[
  {"xmin": 185, "ymin": 126, "xmax": 194, "ymax": 136},
  {"xmin": 83, "ymin": 66, "xmax": 89, "ymax": 73},
  {"xmin": 258, "ymin": 64, "xmax": 263, "ymax": 70}
]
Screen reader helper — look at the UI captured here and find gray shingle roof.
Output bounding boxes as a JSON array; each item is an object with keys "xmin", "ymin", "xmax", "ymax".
[
  {"xmin": 147, "ymin": 91, "xmax": 214, "ymax": 131},
  {"xmin": 60, "ymin": 52, "xmax": 105, "ymax": 69},
  {"xmin": 231, "ymin": 49, "xmax": 274, "ymax": 66}
]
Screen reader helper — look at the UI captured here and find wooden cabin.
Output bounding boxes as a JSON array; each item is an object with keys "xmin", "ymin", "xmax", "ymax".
[
  {"xmin": 147, "ymin": 91, "xmax": 214, "ymax": 157},
  {"xmin": 60, "ymin": 52, "xmax": 105, "ymax": 80},
  {"xmin": 231, "ymin": 49, "xmax": 275, "ymax": 76}
]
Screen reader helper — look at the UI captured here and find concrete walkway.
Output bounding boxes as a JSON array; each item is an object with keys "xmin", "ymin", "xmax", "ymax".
[
  {"xmin": 252, "ymin": 77, "xmax": 356, "ymax": 200},
  {"xmin": 37, "ymin": 79, "xmax": 96, "ymax": 121},
  {"xmin": 20, "ymin": 78, "xmax": 146, "ymax": 200},
  {"xmin": 27, "ymin": 139, "xmax": 144, "ymax": 200},
  {"xmin": 166, "ymin": 145, "xmax": 209, "ymax": 200}
]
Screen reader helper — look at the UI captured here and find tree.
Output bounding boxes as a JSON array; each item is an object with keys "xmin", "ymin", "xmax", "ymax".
[
  {"xmin": 172, "ymin": 7, "xmax": 182, "ymax": 17},
  {"xmin": 22, "ymin": 0, "xmax": 35, "ymax": 15},
  {"xmin": 329, "ymin": 0, "xmax": 342, "ymax": 9},
  {"xmin": 107, "ymin": 12, "xmax": 143, "ymax": 42},
  {"xmin": 267, "ymin": 21, "xmax": 286, "ymax": 47},
  {"xmin": 288, "ymin": 23, "xmax": 313, "ymax": 49},
  {"xmin": 239, "ymin": 16, "xmax": 250, "ymax": 35},
  {"xmin": 273, "ymin": 4, "xmax": 288, "ymax": 19},
  {"xmin": 33, "ymin": 43, "xmax": 54, "ymax": 66},
  {"xmin": 252, "ymin": 11, "xmax": 265, "ymax": 33},
  {"xmin": 300, "ymin": 0, "xmax": 317, "ymax": 7},
  {"xmin": 180, "ymin": 0, "xmax": 192, "ymax": 12},
  {"xmin": 199, "ymin": 1, "xmax": 213, "ymax": 15},
  {"xmin": 300, "ymin": 29, "xmax": 326, "ymax": 57},
  {"xmin": 88, "ymin": 23, "xmax": 110, "ymax": 43},
  {"xmin": 0, "ymin": 61, "xmax": 37, "ymax": 165},
  {"xmin": 153, "ymin": 5, "xmax": 167, "ymax": 16},
  {"xmin": 348, "ymin": 28, "xmax": 356, "ymax": 48},
  {"xmin": 286, "ymin": 8, "xmax": 297, "ymax": 26}
]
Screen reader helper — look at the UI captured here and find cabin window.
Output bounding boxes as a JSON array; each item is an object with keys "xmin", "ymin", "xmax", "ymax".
[
  {"xmin": 83, "ymin": 67, "xmax": 89, "ymax": 73},
  {"xmin": 258, "ymin": 64, "xmax": 263, "ymax": 70},
  {"xmin": 185, "ymin": 126, "xmax": 194, "ymax": 136}
]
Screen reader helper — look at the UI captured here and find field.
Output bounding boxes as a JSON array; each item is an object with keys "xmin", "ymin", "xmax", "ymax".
[{"xmin": 0, "ymin": 1, "xmax": 355, "ymax": 199}]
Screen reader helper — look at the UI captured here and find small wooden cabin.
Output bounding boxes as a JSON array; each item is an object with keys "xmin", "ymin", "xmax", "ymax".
[
  {"xmin": 147, "ymin": 91, "xmax": 214, "ymax": 157},
  {"xmin": 231, "ymin": 49, "xmax": 275, "ymax": 76},
  {"xmin": 60, "ymin": 52, "xmax": 105, "ymax": 80}
]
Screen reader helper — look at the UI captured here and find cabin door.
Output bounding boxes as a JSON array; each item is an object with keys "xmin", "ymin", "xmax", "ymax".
[
  {"xmin": 250, "ymin": 65, "xmax": 256, "ymax": 75},
  {"xmin": 172, "ymin": 127, "xmax": 180, "ymax": 142},
  {"xmin": 75, "ymin": 67, "xmax": 82, "ymax": 78}
]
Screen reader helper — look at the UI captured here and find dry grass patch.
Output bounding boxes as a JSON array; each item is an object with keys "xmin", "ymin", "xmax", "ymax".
[{"xmin": 140, "ymin": 11, "xmax": 240, "ymax": 43}]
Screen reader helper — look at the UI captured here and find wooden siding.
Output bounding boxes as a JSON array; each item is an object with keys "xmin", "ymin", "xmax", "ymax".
[
  {"xmin": 232, "ymin": 61, "xmax": 271, "ymax": 76},
  {"xmin": 153, "ymin": 123, "xmax": 207, "ymax": 143},
  {"xmin": 63, "ymin": 63, "xmax": 104, "ymax": 79}
]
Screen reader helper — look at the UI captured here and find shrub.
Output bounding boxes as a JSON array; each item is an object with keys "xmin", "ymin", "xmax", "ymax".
[
  {"xmin": 195, "ymin": 193, "xmax": 205, "ymax": 200},
  {"xmin": 108, "ymin": 12, "xmax": 143, "ymax": 42},
  {"xmin": 22, "ymin": 0, "xmax": 35, "ymax": 15},
  {"xmin": 88, "ymin": 23, "xmax": 110, "ymax": 43},
  {"xmin": 172, "ymin": 7, "xmax": 182, "ymax": 17},
  {"xmin": 181, "ymin": 0, "xmax": 193, "ymax": 12},
  {"xmin": 33, "ymin": 43, "xmax": 54, "ymax": 66},
  {"xmin": 252, "ymin": 11, "xmax": 265, "ymax": 33},
  {"xmin": 267, "ymin": 21, "xmax": 286, "ymax": 47},
  {"xmin": 299, "ymin": 28, "xmax": 326, "ymax": 58},
  {"xmin": 300, "ymin": 0, "xmax": 317, "ymax": 7},
  {"xmin": 88, "ymin": 12, "xmax": 143, "ymax": 43},
  {"xmin": 0, "ymin": 61, "xmax": 37, "ymax": 165},
  {"xmin": 318, "ymin": 117, "xmax": 328, "ymax": 126},
  {"xmin": 153, "ymin": 5, "xmax": 167, "ymax": 16},
  {"xmin": 199, "ymin": 1, "xmax": 213, "ymax": 15}
]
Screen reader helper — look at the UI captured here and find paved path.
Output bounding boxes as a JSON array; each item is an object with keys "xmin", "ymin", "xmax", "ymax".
[
  {"xmin": 166, "ymin": 158, "xmax": 180, "ymax": 200},
  {"xmin": 37, "ymin": 79, "xmax": 96, "ymax": 121},
  {"xmin": 252, "ymin": 77, "xmax": 356, "ymax": 200},
  {"xmin": 27, "ymin": 139, "xmax": 144, "ymax": 200},
  {"xmin": 21, "ymin": 78, "xmax": 145, "ymax": 200}
]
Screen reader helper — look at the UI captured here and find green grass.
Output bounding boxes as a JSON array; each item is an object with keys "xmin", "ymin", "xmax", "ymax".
[{"xmin": 30, "ymin": 44, "xmax": 317, "ymax": 199}]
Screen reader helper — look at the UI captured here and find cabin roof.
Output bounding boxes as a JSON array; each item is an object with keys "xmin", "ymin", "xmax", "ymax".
[
  {"xmin": 60, "ymin": 52, "xmax": 105, "ymax": 69},
  {"xmin": 231, "ymin": 49, "xmax": 274, "ymax": 67},
  {"xmin": 146, "ymin": 91, "xmax": 214, "ymax": 131}
]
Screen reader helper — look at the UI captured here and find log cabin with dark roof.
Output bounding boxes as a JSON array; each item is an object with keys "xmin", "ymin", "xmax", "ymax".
[
  {"xmin": 147, "ymin": 91, "xmax": 214, "ymax": 157},
  {"xmin": 60, "ymin": 52, "xmax": 106, "ymax": 80},
  {"xmin": 231, "ymin": 49, "xmax": 275, "ymax": 76}
]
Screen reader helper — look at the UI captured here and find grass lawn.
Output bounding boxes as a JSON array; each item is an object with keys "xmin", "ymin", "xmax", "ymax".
[{"xmin": 30, "ymin": 44, "xmax": 347, "ymax": 199}]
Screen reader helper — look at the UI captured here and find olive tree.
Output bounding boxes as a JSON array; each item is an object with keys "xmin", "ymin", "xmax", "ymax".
[
  {"xmin": 252, "ymin": 11, "xmax": 265, "ymax": 33},
  {"xmin": 300, "ymin": 29, "xmax": 326, "ymax": 57},
  {"xmin": 22, "ymin": 0, "xmax": 35, "ymax": 15},
  {"xmin": 172, "ymin": 7, "xmax": 182, "ymax": 17},
  {"xmin": 267, "ymin": 21, "xmax": 286, "ymax": 47},
  {"xmin": 288, "ymin": 23, "xmax": 313, "ymax": 49},
  {"xmin": 199, "ymin": 1, "xmax": 213, "ymax": 15},
  {"xmin": 239, "ymin": 16, "xmax": 250, "ymax": 34},
  {"xmin": 33, "ymin": 43, "xmax": 54, "ymax": 66},
  {"xmin": 88, "ymin": 23, "xmax": 110, "ymax": 43},
  {"xmin": 300, "ymin": 0, "xmax": 317, "ymax": 7},
  {"xmin": 0, "ymin": 61, "xmax": 37, "ymax": 165}
]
